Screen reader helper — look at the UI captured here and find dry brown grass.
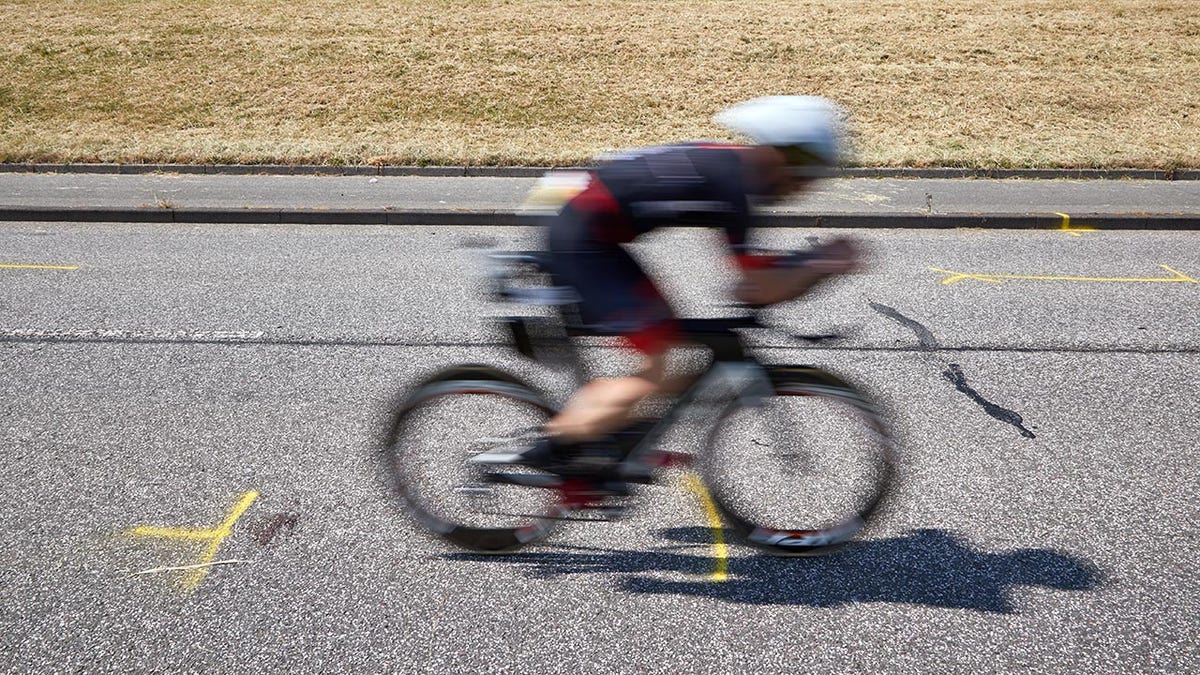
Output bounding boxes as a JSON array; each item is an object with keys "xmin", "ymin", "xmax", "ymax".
[{"xmin": 1, "ymin": 0, "xmax": 1197, "ymax": 167}]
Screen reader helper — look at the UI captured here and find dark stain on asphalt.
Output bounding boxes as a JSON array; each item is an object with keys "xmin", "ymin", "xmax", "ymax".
[
  {"xmin": 869, "ymin": 301, "xmax": 940, "ymax": 351},
  {"xmin": 248, "ymin": 511, "xmax": 300, "ymax": 546},
  {"xmin": 942, "ymin": 364, "xmax": 1036, "ymax": 439}
]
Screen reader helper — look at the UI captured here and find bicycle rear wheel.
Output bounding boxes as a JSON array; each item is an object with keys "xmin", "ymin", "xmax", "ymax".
[
  {"xmin": 384, "ymin": 366, "xmax": 562, "ymax": 553},
  {"xmin": 701, "ymin": 366, "xmax": 895, "ymax": 556}
]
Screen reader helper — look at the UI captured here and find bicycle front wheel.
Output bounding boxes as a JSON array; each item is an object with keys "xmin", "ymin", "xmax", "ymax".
[
  {"xmin": 384, "ymin": 366, "xmax": 562, "ymax": 553},
  {"xmin": 701, "ymin": 366, "xmax": 896, "ymax": 556}
]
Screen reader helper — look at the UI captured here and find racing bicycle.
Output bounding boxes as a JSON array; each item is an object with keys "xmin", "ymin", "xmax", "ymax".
[{"xmin": 383, "ymin": 250, "xmax": 896, "ymax": 556}]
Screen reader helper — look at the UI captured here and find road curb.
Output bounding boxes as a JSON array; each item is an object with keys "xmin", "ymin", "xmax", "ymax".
[
  {"xmin": 2, "ymin": 207, "xmax": 1198, "ymax": 229},
  {"xmin": 1, "ymin": 163, "xmax": 1198, "ymax": 180}
]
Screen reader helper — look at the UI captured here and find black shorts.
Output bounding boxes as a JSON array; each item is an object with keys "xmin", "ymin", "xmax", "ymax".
[{"xmin": 546, "ymin": 201, "xmax": 679, "ymax": 355}]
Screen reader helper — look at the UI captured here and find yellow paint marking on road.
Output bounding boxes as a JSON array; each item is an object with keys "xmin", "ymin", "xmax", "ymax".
[
  {"xmin": 127, "ymin": 490, "xmax": 259, "ymax": 593},
  {"xmin": 1160, "ymin": 265, "xmax": 1199, "ymax": 283},
  {"xmin": 683, "ymin": 474, "xmax": 728, "ymax": 583},
  {"xmin": 127, "ymin": 525, "xmax": 222, "ymax": 541},
  {"xmin": 930, "ymin": 265, "xmax": 1198, "ymax": 286},
  {"xmin": 0, "ymin": 262, "xmax": 79, "ymax": 270},
  {"xmin": 1055, "ymin": 212, "xmax": 1096, "ymax": 237}
]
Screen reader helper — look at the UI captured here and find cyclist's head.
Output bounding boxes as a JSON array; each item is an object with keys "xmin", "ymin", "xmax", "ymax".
[{"xmin": 714, "ymin": 96, "xmax": 847, "ymax": 179}]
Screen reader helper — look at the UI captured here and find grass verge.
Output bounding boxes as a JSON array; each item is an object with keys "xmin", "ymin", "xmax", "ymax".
[{"xmin": 1, "ymin": 0, "xmax": 1196, "ymax": 168}]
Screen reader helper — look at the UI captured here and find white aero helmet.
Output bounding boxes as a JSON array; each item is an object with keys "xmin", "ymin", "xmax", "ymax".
[{"xmin": 713, "ymin": 95, "xmax": 846, "ymax": 177}]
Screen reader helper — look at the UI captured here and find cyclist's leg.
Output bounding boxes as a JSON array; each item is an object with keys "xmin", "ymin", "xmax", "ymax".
[
  {"xmin": 545, "ymin": 209, "xmax": 679, "ymax": 444},
  {"xmin": 547, "ymin": 353, "xmax": 666, "ymax": 443}
]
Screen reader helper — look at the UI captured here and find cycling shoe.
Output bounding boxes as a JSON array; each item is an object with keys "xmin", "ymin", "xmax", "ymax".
[{"xmin": 470, "ymin": 435, "xmax": 620, "ymax": 478}]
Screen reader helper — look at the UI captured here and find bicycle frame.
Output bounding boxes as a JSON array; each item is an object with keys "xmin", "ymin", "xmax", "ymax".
[
  {"xmin": 617, "ymin": 359, "xmax": 775, "ymax": 477},
  {"xmin": 488, "ymin": 317, "xmax": 779, "ymax": 489}
]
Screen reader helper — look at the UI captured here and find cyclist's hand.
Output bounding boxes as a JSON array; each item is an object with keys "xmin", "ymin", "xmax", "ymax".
[
  {"xmin": 779, "ymin": 237, "xmax": 859, "ymax": 274},
  {"xmin": 734, "ymin": 238, "xmax": 859, "ymax": 305}
]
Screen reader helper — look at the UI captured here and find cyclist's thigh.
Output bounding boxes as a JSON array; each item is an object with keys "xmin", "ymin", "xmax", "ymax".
[{"xmin": 546, "ymin": 207, "xmax": 676, "ymax": 349}]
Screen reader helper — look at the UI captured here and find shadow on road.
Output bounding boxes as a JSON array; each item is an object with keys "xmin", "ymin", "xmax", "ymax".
[{"xmin": 447, "ymin": 528, "xmax": 1101, "ymax": 613}]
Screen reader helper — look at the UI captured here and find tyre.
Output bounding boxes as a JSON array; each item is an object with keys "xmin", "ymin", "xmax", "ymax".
[
  {"xmin": 700, "ymin": 366, "xmax": 895, "ymax": 556},
  {"xmin": 384, "ymin": 365, "xmax": 562, "ymax": 553}
]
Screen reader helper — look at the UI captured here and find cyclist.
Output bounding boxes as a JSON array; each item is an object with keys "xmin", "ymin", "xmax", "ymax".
[{"xmin": 484, "ymin": 95, "xmax": 859, "ymax": 488}]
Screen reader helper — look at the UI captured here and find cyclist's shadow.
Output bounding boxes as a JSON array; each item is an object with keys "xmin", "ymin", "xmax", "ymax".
[{"xmin": 448, "ymin": 528, "xmax": 1101, "ymax": 613}]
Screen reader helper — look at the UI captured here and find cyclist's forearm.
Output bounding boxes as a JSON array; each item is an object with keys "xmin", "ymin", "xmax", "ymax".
[{"xmin": 735, "ymin": 266, "xmax": 822, "ymax": 305}]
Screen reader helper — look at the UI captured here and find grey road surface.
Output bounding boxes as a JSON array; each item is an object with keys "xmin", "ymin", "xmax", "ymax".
[{"xmin": 1, "ymin": 222, "xmax": 1198, "ymax": 672}]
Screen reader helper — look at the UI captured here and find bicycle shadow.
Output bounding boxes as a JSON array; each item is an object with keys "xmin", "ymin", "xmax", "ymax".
[{"xmin": 446, "ymin": 528, "xmax": 1101, "ymax": 613}]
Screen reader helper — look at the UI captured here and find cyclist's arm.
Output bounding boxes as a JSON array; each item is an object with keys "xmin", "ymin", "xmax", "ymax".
[
  {"xmin": 732, "ymin": 242, "xmax": 858, "ymax": 305},
  {"xmin": 705, "ymin": 146, "xmax": 856, "ymax": 305}
]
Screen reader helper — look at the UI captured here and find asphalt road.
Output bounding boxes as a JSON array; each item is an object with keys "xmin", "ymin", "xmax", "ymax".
[{"xmin": 1, "ymin": 222, "xmax": 1198, "ymax": 672}]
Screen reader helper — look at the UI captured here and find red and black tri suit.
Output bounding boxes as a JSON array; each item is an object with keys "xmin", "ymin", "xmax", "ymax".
[{"xmin": 546, "ymin": 143, "xmax": 776, "ymax": 355}]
